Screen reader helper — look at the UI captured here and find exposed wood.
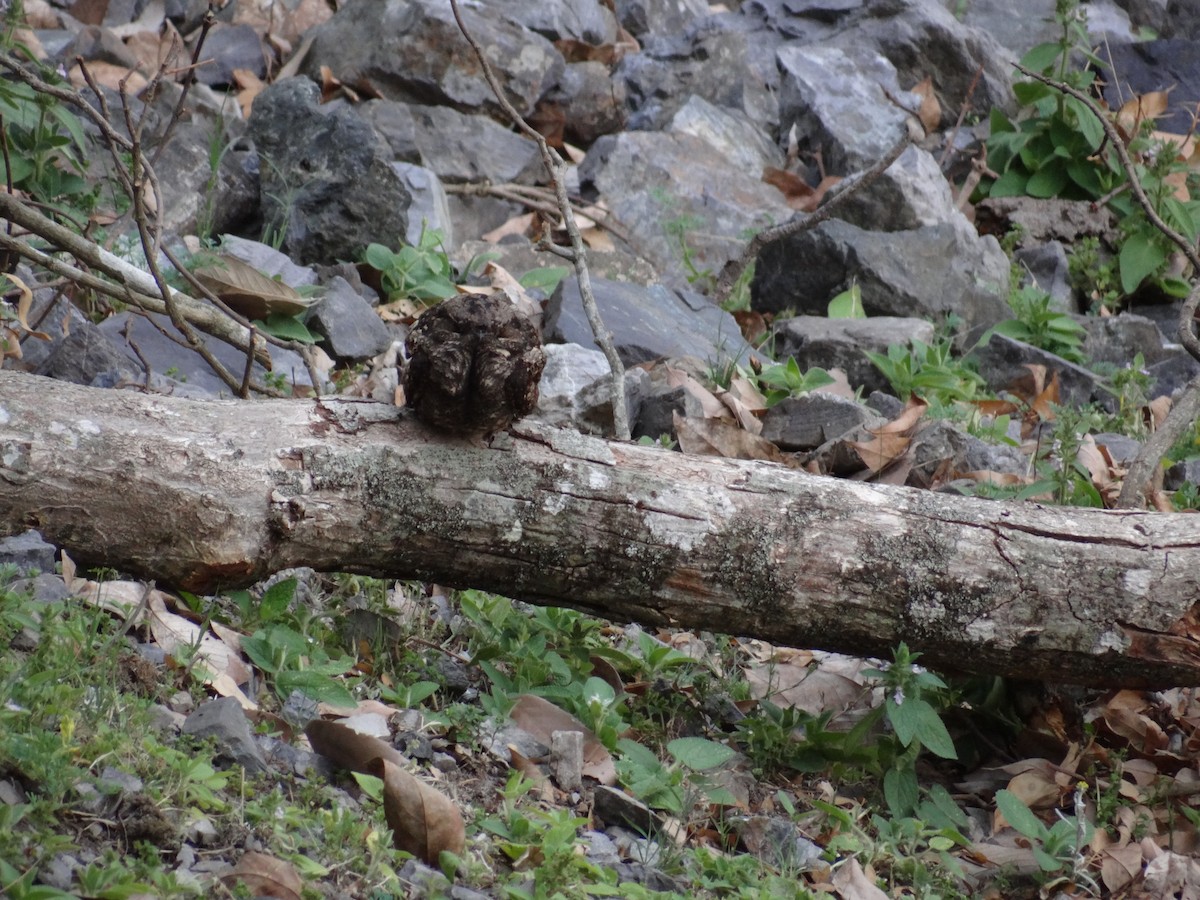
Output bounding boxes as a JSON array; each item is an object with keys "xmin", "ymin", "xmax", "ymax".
[{"xmin": 2, "ymin": 370, "xmax": 1199, "ymax": 687}]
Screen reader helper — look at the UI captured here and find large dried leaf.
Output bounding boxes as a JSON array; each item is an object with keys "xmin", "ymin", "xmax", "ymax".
[
  {"xmin": 304, "ymin": 718, "xmax": 408, "ymax": 772},
  {"xmin": 909, "ymin": 75, "xmax": 942, "ymax": 134},
  {"xmin": 509, "ymin": 694, "xmax": 617, "ymax": 785},
  {"xmin": 674, "ymin": 412, "xmax": 797, "ymax": 466},
  {"xmin": 371, "ymin": 756, "xmax": 466, "ymax": 865},
  {"xmin": 192, "ymin": 254, "xmax": 315, "ymax": 319},
  {"xmin": 145, "ymin": 592, "xmax": 253, "ymax": 686},
  {"xmin": 220, "ymin": 852, "xmax": 303, "ymax": 900}
]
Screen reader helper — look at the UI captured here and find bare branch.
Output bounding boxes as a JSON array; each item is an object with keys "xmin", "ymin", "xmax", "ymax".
[{"xmin": 448, "ymin": 0, "xmax": 630, "ymax": 440}]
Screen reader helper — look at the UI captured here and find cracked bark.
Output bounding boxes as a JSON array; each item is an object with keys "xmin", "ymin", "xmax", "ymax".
[{"xmin": 2, "ymin": 371, "xmax": 1200, "ymax": 687}]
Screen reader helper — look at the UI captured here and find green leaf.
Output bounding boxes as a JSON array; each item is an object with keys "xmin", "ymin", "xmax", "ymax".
[
  {"xmin": 988, "ymin": 168, "xmax": 1030, "ymax": 198},
  {"xmin": 1065, "ymin": 96, "xmax": 1104, "ymax": 151},
  {"xmin": 257, "ymin": 312, "xmax": 317, "ymax": 343},
  {"xmin": 258, "ymin": 577, "xmax": 296, "ymax": 623},
  {"xmin": 519, "ymin": 265, "xmax": 570, "ymax": 292},
  {"xmin": 995, "ymin": 788, "xmax": 1048, "ymax": 840},
  {"xmin": 827, "ymin": 281, "xmax": 865, "ymax": 318},
  {"xmin": 1119, "ymin": 230, "xmax": 1168, "ymax": 294},
  {"xmin": 667, "ymin": 737, "xmax": 736, "ymax": 770},
  {"xmin": 363, "ymin": 243, "xmax": 396, "ymax": 271},
  {"xmin": 1019, "ymin": 42, "xmax": 1064, "ymax": 73},
  {"xmin": 883, "ymin": 766, "xmax": 919, "ymax": 817},
  {"xmin": 276, "ymin": 670, "xmax": 357, "ymax": 706},
  {"xmin": 887, "ymin": 698, "xmax": 957, "ymax": 758},
  {"xmin": 1025, "ymin": 159, "xmax": 1069, "ymax": 198},
  {"xmin": 1012, "ymin": 80, "xmax": 1054, "ymax": 106}
]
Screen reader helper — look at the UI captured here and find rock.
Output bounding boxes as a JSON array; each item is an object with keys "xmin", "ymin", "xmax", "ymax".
[
  {"xmin": 540, "ymin": 61, "xmax": 628, "ymax": 146},
  {"xmin": 486, "ymin": 0, "xmax": 618, "ymax": 44},
  {"xmin": 1093, "ymin": 432, "xmax": 1142, "ymax": 466},
  {"xmin": 1146, "ymin": 351, "xmax": 1200, "ymax": 400},
  {"xmin": 153, "ymin": 122, "xmax": 258, "ymax": 238},
  {"xmin": 535, "ymin": 343, "xmax": 647, "ymax": 437},
  {"xmin": 578, "ymin": 130, "xmax": 790, "ymax": 284},
  {"xmin": 776, "ymin": 43, "xmax": 916, "ymax": 172},
  {"xmin": 909, "ymin": 420, "xmax": 1028, "ymax": 487},
  {"xmin": 1096, "ymin": 39, "xmax": 1200, "ymax": 135},
  {"xmin": 739, "ymin": 0, "xmax": 859, "ymax": 41},
  {"xmin": 831, "ymin": 0, "xmax": 1016, "ymax": 124},
  {"xmin": 58, "ymin": 25, "xmax": 140, "ymax": 70},
  {"xmin": 617, "ymin": 22, "xmax": 782, "ymax": 131},
  {"xmin": 392, "ymin": 163, "xmax": 454, "ymax": 248},
  {"xmin": 309, "ymin": 277, "xmax": 395, "ymax": 363},
  {"xmin": 217, "ymin": 234, "xmax": 319, "ymax": 289},
  {"xmin": 363, "ymin": 100, "xmax": 543, "ymax": 186},
  {"xmin": 35, "ymin": 321, "xmax": 141, "ymax": 387},
  {"xmin": 1080, "ymin": 313, "xmax": 1171, "ymax": 367},
  {"xmin": 772, "ymin": 315, "xmax": 935, "ymax": 395},
  {"xmin": 761, "ymin": 393, "xmax": 881, "ymax": 451},
  {"xmin": 1014, "ymin": 242, "xmax": 1074, "ymax": 313},
  {"xmin": 834, "ymin": 145, "xmax": 972, "ymax": 237},
  {"xmin": 614, "ymin": 0, "xmax": 710, "ymax": 39},
  {"xmin": 0, "ymin": 530, "xmax": 57, "ymax": 574},
  {"xmin": 547, "ymin": 277, "xmax": 760, "ymax": 367},
  {"xmin": 247, "ymin": 77, "xmax": 411, "ymax": 265},
  {"xmin": 752, "ymin": 219, "xmax": 1011, "ymax": 333},
  {"xmin": 1165, "ymin": 458, "xmax": 1200, "ymax": 492},
  {"xmin": 958, "ymin": 0, "xmax": 1057, "ymax": 55},
  {"xmin": 189, "ymin": 23, "xmax": 266, "ymax": 88},
  {"xmin": 966, "ymin": 332, "xmax": 1099, "ymax": 407},
  {"xmin": 303, "ymin": 0, "xmax": 564, "ymax": 118},
  {"xmin": 182, "ymin": 697, "xmax": 269, "ymax": 773},
  {"xmin": 666, "ymin": 95, "xmax": 784, "ymax": 174}
]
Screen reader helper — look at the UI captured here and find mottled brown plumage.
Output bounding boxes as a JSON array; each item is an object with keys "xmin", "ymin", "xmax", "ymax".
[{"xmin": 402, "ymin": 292, "xmax": 546, "ymax": 439}]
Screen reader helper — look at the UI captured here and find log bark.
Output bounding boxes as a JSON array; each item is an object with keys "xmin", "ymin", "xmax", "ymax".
[{"xmin": 2, "ymin": 370, "xmax": 1199, "ymax": 687}]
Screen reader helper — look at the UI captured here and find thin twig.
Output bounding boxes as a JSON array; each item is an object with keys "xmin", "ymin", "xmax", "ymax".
[
  {"xmin": 448, "ymin": 0, "xmax": 630, "ymax": 440},
  {"xmin": 712, "ymin": 124, "xmax": 916, "ymax": 305},
  {"xmin": 149, "ymin": 5, "xmax": 217, "ymax": 169},
  {"xmin": 1012, "ymin": 64, "xmax": 1200, "ymax": 508}
]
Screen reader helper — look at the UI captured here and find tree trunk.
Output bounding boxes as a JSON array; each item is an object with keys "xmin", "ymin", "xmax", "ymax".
[{"xmin": 2, "ymin": 370, "xmax": 1198, "ymax": 687}]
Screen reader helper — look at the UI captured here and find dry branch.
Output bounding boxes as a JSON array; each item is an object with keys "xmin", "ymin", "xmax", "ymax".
[{"xmin": 2, "ymin": 370, "xmax": 1199, "ymax": 688}]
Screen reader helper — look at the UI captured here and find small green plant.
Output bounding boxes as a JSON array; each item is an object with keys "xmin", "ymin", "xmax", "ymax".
[
  {"xmin": 756, "ymin": 357, "xmax": 835, "ymax": 405},
  {"xmin": 1096, "ymin": 353, "xmax": 1152, "ymax": 437},
  {"xmin": 827, "ymin": 281, "xmax": 865, "ymax": 319},
  {"xmin": 1018, "ymin": 405, "xmax": 1106, "ymax": 507},
  {"xmin": 1172, "ymin": 481, "xmax": 1200, "ymax": 511},
  {"xmin": 982, "ymin": 0, "xmax": 1200, "ymax": 302},
  {"xmin": 364, "ymin": 225, "xmax": 458, "ymax": 304},
  {"xmin": 1068, "ymin": 236, "xmax": 1122, "ymax": 311},
  {"xmin": 995, "ymin": 786, "xmax": 1097, "ymax": 892},
  {"xmin": 0, "ymin": 44, "xmax": 94, "ymax": 216},
  {"xmin": 866, "ymin": 339, "xmax": 988, "ymax": 406},
  {"xmin": 992, "ymin": 284, "xmax": 1087, "ymax": 364},
  {"xmin": 616, "ymin": 736, "xmax": 738, "ymax": 817}
]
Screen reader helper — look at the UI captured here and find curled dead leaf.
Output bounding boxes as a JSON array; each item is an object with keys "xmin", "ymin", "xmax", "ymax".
[
  {"xmin": 371, "ymin": 756, "xmax": 466, "ymax": 864},
  {"xmin": 192, "ymin": 254, "xmax": 316, "ymax": 319},
  {"xmin": 220, "ymin": 851, "xmax": 303, "ymax": 900}
]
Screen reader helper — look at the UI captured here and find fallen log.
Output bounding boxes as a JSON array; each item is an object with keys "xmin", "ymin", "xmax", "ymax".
[{"xmin": 1, "ymin": 370, "xmax": 1198, "ymax": 687}]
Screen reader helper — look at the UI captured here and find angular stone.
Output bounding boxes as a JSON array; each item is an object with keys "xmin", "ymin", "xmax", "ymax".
[
  {"xmin": 182, "ymin": 697, "xmax": 268, "ymax": 773},
  {"xmin": 247, "ymin": 78, "xmax": 411, "ymax": 265},
  {"xmin": 761, "ymin": 393, "xmax": 880, "ymax": 451},
  {"xmin": 363, "ymin": 101, "xmax": 542, "ymax": 186},
  {"xmin": 303, "ymin": 0, "xmax": 564, "ymax": 119},
  {"xmin": 547, "ymin": 276, "xmax": 759, "ymax": 367},
  {"xmin": 579, "ymin": 130, "xmax": 791, "ymax": 284},
  {"xmin": 752, "ymin": 219, "xmax": 1010, "ymax": 333},
  {"xmin": 308, "ymin": 277, "xmax": 394, "ymax": 363}
]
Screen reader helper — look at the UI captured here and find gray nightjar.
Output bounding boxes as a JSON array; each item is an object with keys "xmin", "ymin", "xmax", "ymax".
[{"xmin": 402, "ymin": 292, "xmax": 547, "ymax": 439}]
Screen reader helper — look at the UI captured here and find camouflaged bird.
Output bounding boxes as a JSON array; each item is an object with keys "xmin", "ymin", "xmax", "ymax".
[{"xmin": 402, "ymin": 292, "xmax": 546, "ymax": 440}]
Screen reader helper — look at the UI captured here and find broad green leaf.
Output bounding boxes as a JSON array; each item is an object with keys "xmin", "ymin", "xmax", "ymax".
[
  {"xmin": 827, "ymin": 282, "xmax": 865, "ymax": 318},
  {"xmin": 988, "ymin": 168, "xmax": 1030, "ymax": 197},
  {"xmin": 258, "ymin": 577, "xmax": 296, "ymax": 622},
  {"xmin": 1119, "ymin": 230, "xmax": 1168, "ymax": 294},
  {"xmin": 1025, "ymin": 159, "xmax": 1069, "ymax": 198},
  {"xmin": 668, "ymin": 737, "xmax": 736, "ymax": 770},
  {"xmin": 519, "ymin": 265, "xmax": 570, "ymax": 292},
  {"xmin": 1019, "ymin": 42, "xmax": 1063, "ymax": 73},
  {"xmin": 884, "ymin": 766, "xmax": 919, "ymax": 817},
  {"xmin": 995, "ymin": 788, "xmax": 1048, "ymax": 840},
  {"xmin": 257, "ymin": 312, "xmax": 318, "ymax": 343},
  {"xmin": 276, "ymin": 670, "xmax": 357, "ymax": 706},
  {"xmin": 363, "ymin": 243, "xmax": 396, "ymax": 271}
]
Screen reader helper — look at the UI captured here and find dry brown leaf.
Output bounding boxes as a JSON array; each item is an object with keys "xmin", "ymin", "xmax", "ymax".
[
  {"xmin": 371, "ymin": 756, "xmax": 466, "ymax": 864},
  {"xmin": 960, "ymin": 470, "xmax": 1028, "ymax": 487},
  {"xmin": 509, "ymin": 694, "xmax": 617, "ymax": 785},
  {"xmin": 3, "ymin": 274, "xmax": 51, "ymax": 341},
  {"xmin": 761, "ymin": 167, "xmax": 840, "ymax": 212},
  {"xmin": 675, "ymin": 412, "xmax": 797, "ymax": 465},
  {"xmin": 145, "ymin": 592, "xmax": 253, "ymax": 686},
  {"xmin": 666, "ymin": 369, "xmax": 730, "ymax": 420},
  {"xmin": 580, "ymin": 227, "xmax": 615, "ymax": 251},
  {"xmin": 1099, "ymin": 843, "xmax": 1143, "ymax": 894},
  {"xmin": 1030, "ymin": 371, "xmax": 1061, "ymax": 422},
  {"xmin": 483, "ymin": 213, "xmax": 535, "ymax": 243},
  {"xmin": 192, "ymin": 254, "xmax": 315, "ymax": 319},
  {"xmin": 731, "ymin": 309, "xmax": 768, "ymax": 343},
  {"xmin": 1116, "ymin": 90, "xmax": 1172, "ymax": 140},
  {"xmin": 480, "ymin": 261, "xmax": 541, "ymax": 322},
  {"xmin": 304, "ymin": 718, "xmax": 408, "ymax": 772},
  {"xmin": 847, "ymin": 432, "xmax": 911, "ymax": 474},
  {"xmin": 232, "ymin": 67, "xmax": 266, "ymax": 118},
  {"xmin": 830, "ymin": 856, "xmax": 890, "ymax": 900},
  {"xmin": 68, "ymin": 61, "xmax": 147, "ymax": 94},
  {"xmin": 909, "ymin": 75, "xmax": 942, "ymax": 134},
  {"xmin": 1003, "ymin": 768, "xmax": 1060, "ymax": 813},
  {"xmin": 220, "ymin": 851, "xmax": 303, "ymax": 900}
]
